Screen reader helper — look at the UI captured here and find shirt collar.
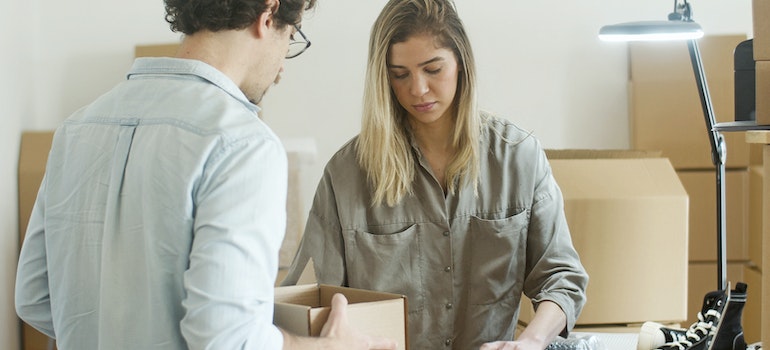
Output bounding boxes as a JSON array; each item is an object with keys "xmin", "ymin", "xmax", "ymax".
[{"xmin": 127, "ymin": 57, "xmax": 261, "ymax": 114}]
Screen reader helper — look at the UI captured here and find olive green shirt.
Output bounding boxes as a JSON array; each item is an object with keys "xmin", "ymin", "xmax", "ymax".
[{"xmin": 282, "ymin": 116, "xmax": 588, "ymax": 349}]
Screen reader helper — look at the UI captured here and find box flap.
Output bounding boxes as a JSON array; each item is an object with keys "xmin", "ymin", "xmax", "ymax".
[
  {"xmin": 545, "ymin": 149, "xmax": 662, "ymax": 160},
  {"xmin": 550, "ymin": 158, "xmax": 687, "ymax": 199},
  {"xmin": 318, "ymin": 284, "xmax": 406, "ymax": 304},
  {"xmin": 274, "ymin": 284, "xmax": 321, "ymax": 306},
  {"xmin": 273, "ymin": 303, "xmax": 313, "ymax": 336}
]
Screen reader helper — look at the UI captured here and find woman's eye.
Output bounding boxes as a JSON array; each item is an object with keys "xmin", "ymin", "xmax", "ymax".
[
  {"xmin": 426, "ymin": 68, "xmax": 442, "ymax": 74},
  {"xmin": 391, "ymin": 72, "xmax": 408, "ymax": 79}
]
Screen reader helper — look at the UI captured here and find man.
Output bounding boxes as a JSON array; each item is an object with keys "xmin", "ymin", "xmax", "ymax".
[{"xmin": 15, "ymin": 0, "xmax": 395, "ymax": 349}]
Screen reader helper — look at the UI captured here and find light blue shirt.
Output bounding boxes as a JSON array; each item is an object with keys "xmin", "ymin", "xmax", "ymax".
[{"xmin": 15, "ymin": 57, "xmax": 287, "ymax": 350}]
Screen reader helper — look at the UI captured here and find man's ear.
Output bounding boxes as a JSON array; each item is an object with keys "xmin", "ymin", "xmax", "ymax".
[
  {"xmin": 266, "ymin": 0, "xmax": 280, "ymax": 14},
  {"xmin": 253, "ymin": 0, "xmax": 280, "ymax": 38}
]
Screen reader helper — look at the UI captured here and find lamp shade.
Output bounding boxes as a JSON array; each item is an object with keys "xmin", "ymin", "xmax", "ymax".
[{"xmin": 599, "ymin": 20, "xmax": 704, "ymax": 41}]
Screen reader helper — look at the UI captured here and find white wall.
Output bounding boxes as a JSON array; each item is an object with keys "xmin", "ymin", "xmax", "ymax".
[
  {"xmin": 2, "ymin": 0, "xmax": 32, "ymax": 348},
  {"xmin": 1, "ymin": 0, "xmax": 753, "ymax": 348}
]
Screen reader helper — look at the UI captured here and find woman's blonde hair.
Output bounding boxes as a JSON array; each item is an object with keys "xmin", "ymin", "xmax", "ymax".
[{"xmin": 357, "ymin": 0, "xmax": 481, "ymax": 207}]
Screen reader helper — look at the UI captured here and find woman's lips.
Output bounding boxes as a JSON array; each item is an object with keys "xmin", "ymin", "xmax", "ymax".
[{"xmin": 413, "ymin": 102, "xmax": 436, "ymax": 112}]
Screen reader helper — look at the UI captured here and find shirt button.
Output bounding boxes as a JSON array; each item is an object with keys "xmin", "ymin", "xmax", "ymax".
[
  {"xmin": 445, "ymin": 338, "xmax": 452, "ymax": 346},
  {"xmin": 446, "ymin": 303, "xmax": 453, "ymax": 309},
  {"xmin": 444, "ymin": 266, "xmax": 452, "ymax": 272},
  {"xmin": 443, "ymin": 231, "xmax": 450, "ymax": 237}
]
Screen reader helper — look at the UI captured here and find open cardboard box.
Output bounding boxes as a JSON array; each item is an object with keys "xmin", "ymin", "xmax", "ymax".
[
  {"xmin": 521, "ymin": 150, "xmax": 689, "ymax": 326},
  {"xmin": 274, "ymin": 284, "xmax": 408, "ymax": 350}
]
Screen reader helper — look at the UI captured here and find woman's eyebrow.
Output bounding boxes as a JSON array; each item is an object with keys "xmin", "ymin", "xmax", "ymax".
[{"xmin": 387, "ymin": 56, "xmax": 445, "ymax": 69}]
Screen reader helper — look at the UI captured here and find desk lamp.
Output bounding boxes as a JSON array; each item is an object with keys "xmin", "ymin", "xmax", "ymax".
[{"xmin": 599, "ymin": 0, "xmax": 770, "ymax": 291}]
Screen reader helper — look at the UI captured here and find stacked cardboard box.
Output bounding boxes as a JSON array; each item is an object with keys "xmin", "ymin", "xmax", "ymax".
[
  {"xmin": 755, "ymin": 0, "xmax": 770, "ymax": 125},
  {"xmin": 629, "ymin": 34, "xmax": 762, "ymax": 342},
  {"xmin": 17, "ymin": 133, "xmax": 57, "ymax": 350},
  {"xmin": 519, "ymin": 150, "xmax": 689, "ymax": 329},
  {"xmin": 751, "ymin": 1, "xmax": 770, "ymax": 343}
]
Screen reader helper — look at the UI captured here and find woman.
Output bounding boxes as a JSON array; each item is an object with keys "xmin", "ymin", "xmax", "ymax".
[{"xmin": 283, "ymin": 0, "xmax": 588, "ymax": 348}]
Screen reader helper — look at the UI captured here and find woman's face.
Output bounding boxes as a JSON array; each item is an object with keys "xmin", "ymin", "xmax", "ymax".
[{"xmin": 387, "ymin": 33, "xmax": 460, "ymax": 128}]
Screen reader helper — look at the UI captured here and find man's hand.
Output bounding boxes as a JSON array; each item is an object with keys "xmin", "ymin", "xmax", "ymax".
[
  {"xmin": 282, "ymin": 293, "xmax": 398, "ymax": 350},
  {"xmin": 320, "ymin": 293, "xmax": 398, "ymax": 349}
]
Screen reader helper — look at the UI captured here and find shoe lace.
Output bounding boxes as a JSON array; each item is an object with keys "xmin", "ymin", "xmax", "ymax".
[{"xmin": 657, "ymin": 309, "xmax": 721, "ymax": 349}]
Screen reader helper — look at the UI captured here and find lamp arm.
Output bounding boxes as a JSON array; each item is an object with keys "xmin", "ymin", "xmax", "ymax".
[{"xmin": 686, "ymin": 39, "xmax": 728, "ymax": 291}]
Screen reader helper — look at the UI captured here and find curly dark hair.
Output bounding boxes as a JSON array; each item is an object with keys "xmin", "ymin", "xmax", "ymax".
[{"xmin": 164, "ymin": 0, "xmax": 316, "ymax": 35}]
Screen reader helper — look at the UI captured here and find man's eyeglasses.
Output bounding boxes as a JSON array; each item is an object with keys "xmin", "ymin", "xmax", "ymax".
[{"xmin": 286, "ymin": 25, "xmax": 311, "ymax": 59}]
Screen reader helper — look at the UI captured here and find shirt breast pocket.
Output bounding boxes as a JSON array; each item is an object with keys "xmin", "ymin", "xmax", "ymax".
[
  {"xmin": 468, "ymin": 211, "xmax": 529, "ymax": 305},
  {"xmin": 342, "ymin": 224, "xmax": 425, "ymax": 314}
]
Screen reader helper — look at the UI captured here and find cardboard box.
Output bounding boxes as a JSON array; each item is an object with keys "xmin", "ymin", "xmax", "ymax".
[
  {"xmin": 521, "ymin": 152, "xmax": 689, "ymax": 325},
  {"xmin": 750, "ymin": 139, "xmax": 770, "ymax": 346},
  {"xmin": 757, "ymin": 61, "xmax": 770, "ymax": 125},
  {"xmin": 676, "ymin": 170, "xmax": 749, "ymax": 262},
  {"xmin": 18, "ymin": 132, "xmax": 54, "ymax": 243},
  {"xmin": 754, "ymin": 0, "xmax": 770, "ymax": 61},
  {"xmin": 274, "ymin": 284, "xmax": 407, "ymax": 349},
  {"xmin": 134, "ymin": 43, "xmax": 180, "ymax": 58},
  {"xmin": 630, "ymin": 35, "xmax": 745, "ymax": 83},
  {"xmin": 751, "ymin": 144, "xmax": 765, "ymax": 166},
  {"xmin": 629, "ymin": 35, "xmax": 751, "ymax": 169},
  {"xmin": 18, "ymin": 132, "xmax": 58, "ymax": 350},
  {"xmin": 749, "ymin": 166, "xmax": 764, "ymax": 268},
  {"xmin": 743, "ymin": 264, "xmax": 763, "ymax": 344}
]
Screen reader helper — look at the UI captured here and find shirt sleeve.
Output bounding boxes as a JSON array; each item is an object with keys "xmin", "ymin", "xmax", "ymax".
[
  {"xmin": 523, "ymin": 148, "xmax": 589, "ymax": 335},
  {"xmin": 15, "ymin": 176, "xmax": 56, "ymax": 339},
  {"xmin": 180, "ymin": 135, "xmax": 287, "ymax": 350}
]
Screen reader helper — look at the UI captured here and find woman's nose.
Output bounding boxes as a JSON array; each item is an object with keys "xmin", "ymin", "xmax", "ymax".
[{"xmin": 410, "ymin": 75, "xmax": 429, "ymax": 96}]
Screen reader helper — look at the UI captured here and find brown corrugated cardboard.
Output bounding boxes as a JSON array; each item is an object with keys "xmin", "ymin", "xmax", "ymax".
[
  {"xmin": 18, "ymin": 131, "xmax": 57, "ymax": 350},
  {"xmin": 744, "ymin": 134, "xmax": 770, "ymax": 346},
  {"xmin": 743, "ymin": 264, "xmax": 763, "ymax": 344},
  {"xmin": 134, "ymin": 43, "xmax": 180, "ymax": 58},
  {"xmin": 754, "ymin": 0, "xmax": 770, "ymax": 61},
  {"xmin": 630, "ymin": 79, "xmax": 751, "ymax": 169},
  {"xmin": 521, "ymin": 152, "xmax": 689, "ymax": 325},
  {"xmin": 749, "ymin": 166, "xmax": 764, "ymax": 268},
  {"xmin": 764, "ymin": 143, "xmax": 770, "ymax": 348},
  {"xmin": 751, "ymin": 144, "xmax": 765, "ymax": 166},
  {"xmin": 545, "ymin": 149, "xmax": 662, "ymax": 159},
  {"xmin": 676, "ymin": 170, "xmax": 748, "ymax": 262},
  {"xmin": 274, "ymin": 284, "xmax": 407, "ymax": 349},
  {"xmin": 629, "ymin": 35, "xmax": 751, "ymax": 169},
  {"xmin": 18, "ymin": 132, "xmax": 53, "ymax": 243},
  {"xmin": 757, "ymin": 61, "xmax": 770, "ymax": 125},
  {"xmin": 630, "ymin": 35, "xmax": 745, "ymax": 82}
]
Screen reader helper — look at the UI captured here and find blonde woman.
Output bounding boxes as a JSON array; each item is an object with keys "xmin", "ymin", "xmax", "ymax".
[{"xmin": 283, "ymin": 0, "xmax": 588, "ymax": 348}]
